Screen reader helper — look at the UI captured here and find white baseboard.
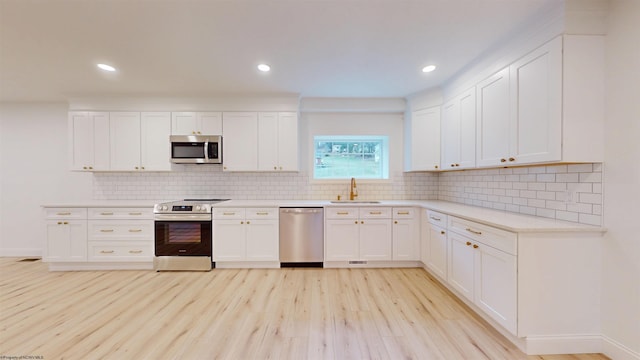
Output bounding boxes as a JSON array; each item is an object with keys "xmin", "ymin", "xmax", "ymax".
[
  {"xmin": 47, "ymin": 262, "xmax": 153, "ymax": 271},
  {"xmin": 214, "ymin": 261, "xmax": 280, "ymax": 269},
  {"xmin": 0, "ymin": 248, "xmax": 42, "ymax": 257},
  {"xmin": 602, "ymin": 335, "xmax": 640, "ymax": 360},
  {"xmin": 524, "ymin": 334, "xmax": 602, "ymax": 355}
]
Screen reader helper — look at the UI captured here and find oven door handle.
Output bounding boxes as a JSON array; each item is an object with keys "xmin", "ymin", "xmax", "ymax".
[
  {"xmin": 154, "ymin": 214, "xmax": 212, "ymax": 221},
  {"xmin": 204, "ymin": 140, "xmax": 210, "ymax": 161}
]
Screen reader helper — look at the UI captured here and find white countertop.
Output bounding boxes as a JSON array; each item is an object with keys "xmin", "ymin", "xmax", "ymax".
[{"xmin": 42, "ymin": 199, "xmax": 605, "ymax": 233}]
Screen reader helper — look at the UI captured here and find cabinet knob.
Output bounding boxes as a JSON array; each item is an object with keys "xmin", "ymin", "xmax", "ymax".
[
  {"xmin": 394, "ymin": 220, "xmax": 398, "ymax": 224},
  {"xmin": 508, "ymin": 157, "xmax": 516, "ymax": 162},
  {"xmin": 434, "ymin": 165, "xmax": 439, "ymax": 169},
  {"xmin": 355, "ymin": 221, "xmax": 358, "ymax": 224},
  {"xmin": 141, "ymin": 166, "xmax": 145, "ymax": 170},
  {"xmin": 223, "ymin": 166, "xmax": 227, "ymax": 170},
  {"xmin": 473, "ymin": 244, "xmax": 479, "ymax": 249},
  {"xmin": 274, "ymin": 166, "xmax": 277, "ymax": 170},
  {"xmin": 455, "ymin": 163, "xmax": 460, "ymax": 167},
  {"xmin": 466, "ymin": 241, "xmax": 472, "ymax": 246},
  {"xmin": 500, "ymin": 158, "xmax": 507, "ymax": 163},
  {"xmin": 240, "ymin": 221, "xmax": 244, "ymax": 224},
  {"xmin": 441, "ymin": 231, "xmax": 445, "ymax": 235},
  {"xmin": 197, "ymin": 131, "xmax": 201, "ymax": 134},
  {"xmin": 63, "ymin": 221, "xmax": 68, "ymax": 225},
  {"xmin": 192, "ymin": 131, "xmax": 196, "ymax": 135},
  {"xmin": 89, "ymin": 166, "xmax": 93, "ymax": 169},
  {"xmin": 451, "ymin": 164, "xmax": 455, "ymax": 167},
  {"xmin": 246, "ymin": 221, "xmax": 250, "ymax": 225},
  {"xmin": 83, "ymin": 166, "xmax": 87, "ymax": 170},
  {"xmin": 361, "ymin": 221, "xmax": 364, "ymax": 224},
  {"xmin": 135, "ymin": 166, "xmax": 139, "ymax": 170},
  {"xmin": 279, "ymin": 166, "xmax": 283, "ymax": 170},
  {"xmin": 57, "ymin": 221, "xmax": 62, "ymax": 225}
]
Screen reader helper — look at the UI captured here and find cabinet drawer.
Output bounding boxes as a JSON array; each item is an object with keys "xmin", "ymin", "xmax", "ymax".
[
  {"xmin": 325, "ymin": 207, "xmax": 359, "ymax": 219},
  {"xmin": 88, "ymin": 241, "xmax": 152, "ymax": 261},
  {"xmin": 426, "ymin": 210, "xmax": 448, "ymax": 227},
  {"xmin": 88, "ymin": 221, "xmax": 153, "ymax": 241},
  {"xmin": 393, "ymin": 207, "xmax": 416, "ymax": 219},
  {"xmin": 213, "ymin": 208, "xmax": 246, "ymax": 219},
  {"xmin": 44, "ymin": 208, "xmax": 87, "ymax": 220},
  {"xmin": 448, "ymin": 216, "xmax": 517, "ymax": 255},
  {"xmin": 359, "ymin": 207, "xmax": 392, "ymax": 219},
  {"xmin": 246, "ymin": 208, "xmax": 278, "ymax": 219},
  {"xmin": 88, "ymin": 208, "xmax": 153, "ymax": 220}
]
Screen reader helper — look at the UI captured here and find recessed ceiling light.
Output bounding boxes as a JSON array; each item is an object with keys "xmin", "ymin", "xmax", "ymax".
[
  {"xmin": 422, "ymin": 65, "xmax": 436, "ymax": 73},
  {"xmin": 97, "ymin": 63, "xmax": 116, "ymax": 72},
  {"xmin": 257, "ymin": 64, "xmax": 271, "ymax": 72}
]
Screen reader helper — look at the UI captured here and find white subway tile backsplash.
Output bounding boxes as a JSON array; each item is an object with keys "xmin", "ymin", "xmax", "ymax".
[{"xmin": 95, "ymin": 163, "xmax": 602, "ymax": 226}]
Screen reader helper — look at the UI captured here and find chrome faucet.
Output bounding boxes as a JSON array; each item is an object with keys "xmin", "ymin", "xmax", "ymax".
[{"xmin": 350, "ymin": 177, "xmax": 358, "ymax": 200}]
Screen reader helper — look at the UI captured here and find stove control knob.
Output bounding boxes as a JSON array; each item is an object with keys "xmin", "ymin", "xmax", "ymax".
[
  {"xmin": 195, "ymin": 205, "xmax": 201, "ymax": 211},
  {"xmin": 162, "ymin": 205, "xmax": 168, "ymax": 211}
]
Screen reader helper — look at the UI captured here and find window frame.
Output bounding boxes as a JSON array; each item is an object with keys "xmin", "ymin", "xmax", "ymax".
[{"xmin": 311, "ymin": 135, "xmax": 390, "ymax": 182}]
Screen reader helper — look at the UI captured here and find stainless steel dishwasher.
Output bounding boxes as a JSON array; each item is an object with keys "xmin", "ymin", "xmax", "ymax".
[{"xmin": 279, "ymin": 207, "xmax": 324, "ymax": 267}]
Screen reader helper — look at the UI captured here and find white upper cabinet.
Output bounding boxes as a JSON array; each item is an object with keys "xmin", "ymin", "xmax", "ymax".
[
  {"xmin": 140, "ymin": 112, "xmax": 172, "ymax": 171},
  {"xmin": 69, "ymin": 111, "xmax": 110, "ymax": 171},
  {"xmin": 509, "ymin": 36, "xmax": 562, "ymax": 165},
  {"xmin": 441, "ymin": 87, "xmax": 476, "ymax": 170},
  {"xmin": 171, "ymin": 112, "xmax": 222, "ymax": 135},
  {"xmin": 222, "ymin": 112, "xmax": 258, "ymax": 171},
  {"xmin": 111, "ymin": 112, "xmax": 171, "ymax": 171},
  {"xmin": 405, "ymin": 106, "xmax": 440, "ymax": 171},
  {"xmin": 224, "ymin": 111, "xmax": 298, "ymax": 172},
  {"xmin": 476, "ymin": 67, "xmax": 511, "ymax": 167},
  {"xmin": 475, "ymin": 35, "xmax": 602, "ymax": 168},
  {"xmin": 258, "ymin": 112, "xmax": 298, "ymax": 171},
  {"xmin": 110, "ymin": 112, "xmax": 142, "ymax": 171}
]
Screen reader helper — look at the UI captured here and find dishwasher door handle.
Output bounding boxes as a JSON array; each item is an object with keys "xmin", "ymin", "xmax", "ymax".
[{"xmin": 281, "ymin": 208, "xmax": 322, "ymax": 214}]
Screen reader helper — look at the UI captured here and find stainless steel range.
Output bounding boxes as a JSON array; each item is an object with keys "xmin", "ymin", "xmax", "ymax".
[{"xmin": 153, "ymin": 199, "xmax": 229, "ymax": 271}]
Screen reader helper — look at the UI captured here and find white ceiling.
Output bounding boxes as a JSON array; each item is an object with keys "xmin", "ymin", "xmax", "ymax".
[{"xmin": 0, "ymin": 0, "xmax": 558, "ymax": 102}]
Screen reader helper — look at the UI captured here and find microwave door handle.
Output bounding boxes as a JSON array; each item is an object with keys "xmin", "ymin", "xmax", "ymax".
[{"xmin": 204, "ymin": 141, "xmax": 209, "ymax": 160}]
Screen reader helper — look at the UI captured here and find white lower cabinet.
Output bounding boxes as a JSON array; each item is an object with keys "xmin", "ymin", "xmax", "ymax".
[
  {"xmin": 447, "ymin": 216, "xmax": 517, "ymax": 335},
  {"xmin": 325, "ymin": 207, "xmax": 392, "ymax": 262},
  {"xmin": 392, "ymin": 207, "xmax": 419, "ymax": 261},
  {"xmin": 423, "ymin": 210, "xmax": 449, "ymax": 281},
  {"xmin": 43, "ymin": 207, "xmax": 153, "ymax": 269},
  {"xmin": 213, "ymin": 208, "xmax": 279, "ymax": 263}
]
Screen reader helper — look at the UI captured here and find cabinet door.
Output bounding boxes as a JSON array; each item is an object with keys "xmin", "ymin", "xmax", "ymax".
[
  {"xmin": 140, "ymin": 112, "xmax": 171, "ymax": 171},
  {"xmin": 213, "ymin": 220, "xmax": 246, "ymax": 261},
  {"xmin": 245, "ymin": 219, "xmax": 279, "ymax": 261},
  {"xmin": 222, "ymin": 112, "xmax": 258, "ymax": 171},
  {"xmin": 277, "ymin": 112, "xmax": 298, "ymax": 171},
  {"xmin": 448, "ymin": 232, "xmax": 474, "ymax": 301},
  {"xmin": 476, "ymin": 68, "xmax": 510, "ymax": 167},
  {"xmin": 171, "ymin": 112, "xmax": 198, "ymax": 135},
  {"xmin": 45, "ymin": 220, "xmax": 87, "ymax": 262},
  {"xmin": 458, "ymin": 88, "xmax": 477, "ymax": 169},
  {"xmin": 392, "ymin": 218, "xmax": 419, "ymax": 260},
  {"xmin": 427, "ymin": 225, "xmax": 448, "ymax": 280},
  {"xmin": 441, "ymin": 99, "xmax": 460, "ymax": 169},
  {"xmin": 257, "ymin": 112, "xmax": 279, "ymax": 171},
  {"xmin": 420, "ymin": 211, "xmax": 430, "ymax": 264},
  {"xmin": 510, "ymin": 37, "xmax": 562, "ymax": 165},
  {"xmin": 408, "ymin": 107, "xmax": 440, "ymax": 171},
  {"xmin": 325, "ymin": 219, "xmax": 359, "ymax": 261},
  {"xmin": 359, "ymin": 219, "xmax": 392, "ymax": 261},
  {"xmin": 474, "ymin": 243, "xmax": 517, "ymax": 334},
  {"xmin": 198, "ymin": 112, "xmax": 223, "ymax": 135},
  {"xmin": 69, "ymin": 112, "xmax": 110, "ymax": 171},
  {"xmin": 110, "ymin": 112, "xmax": 141, "ymax": 171}
]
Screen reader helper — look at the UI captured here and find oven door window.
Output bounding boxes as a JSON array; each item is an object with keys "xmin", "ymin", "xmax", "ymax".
[
  {"xmin": 172, "ymin": 142, "xmax": 205, "ymax": 159},
  {"xmin": 155, "ymin": 221, "xmax": 211, "ymax": 256}
]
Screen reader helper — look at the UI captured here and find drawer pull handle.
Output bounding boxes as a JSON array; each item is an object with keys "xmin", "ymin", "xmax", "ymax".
[
  {"xmin": 473, "ymin": 244, "xmax": 479, "ymax": 249},
  {"xmin": 256, "ymin": 212, "xmax": 269, "ymax": 215},
  {"xmin": 429, "ymin": 216, "xmax": 441, "ymax": 221},
  {"xmin": 57, "ymin": 221, "xmax": 69, "ymax": 225},
  {"xmin": 100, "ymin": 250, "xmax": 115, "ymax": 254},
  {"xmin": 56, "ymin": 212, "xmax": 71, "ymax": 216},
  {"xmin": 397, "ymin": 211, "xmax": 410, "ymax": 215},
  {"xmin": 100, "ymin": 229, "xmax": 114, "ymax": 233},
  {"xmin": 466, "ymin": 241, "xmax": 472, "ymax": 246},
  {"xmin": 223, "ymin": 212, "xmax": 236, "ymax": 216},
  {"xmin": 337, "ymin": 212, "xmax": 350, "ymax": 215},
  {"xmin": 129, "ymin": 250, "xmax": 143, "ymax": 254},
  {"xmin": 100, "ymin": 212, "xmax": 114, "ymax": 215},
  {"xmin": 129, "ymin": 212, "xmax": 142, "ymax": 215},
  {"xmin": 369, "ymin": 211, "xmax": 382, "ymax": 215},
  {"xmin": 128, "ymin": 229, "xmax": 142, "ymax": 233},
  {"xmin": 466, "ymin": 228, "xmax": 482, "ymax": 235}
]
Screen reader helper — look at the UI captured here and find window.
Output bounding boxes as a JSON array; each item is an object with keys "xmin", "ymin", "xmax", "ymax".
[{"xmin": 313, "ymin": 135, "xmax": 389, "ymax": 180}]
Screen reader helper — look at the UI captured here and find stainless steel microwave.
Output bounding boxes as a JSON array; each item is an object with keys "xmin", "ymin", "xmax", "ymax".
[{"xmin": 170, "ymin": 135, "xmax": 222, "ymax": 164}]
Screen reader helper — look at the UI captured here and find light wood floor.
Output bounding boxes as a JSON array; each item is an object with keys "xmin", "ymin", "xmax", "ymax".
[{"xmin": 0, "ymin": 258, "xmax": 608, "ymax": 360}]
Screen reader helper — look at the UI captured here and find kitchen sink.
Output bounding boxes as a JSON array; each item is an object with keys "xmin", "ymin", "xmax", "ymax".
[{"xmin": 330, "ymin": 200, "xmax": 381, "ymax": 204}]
